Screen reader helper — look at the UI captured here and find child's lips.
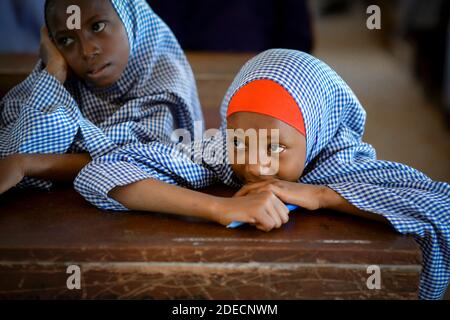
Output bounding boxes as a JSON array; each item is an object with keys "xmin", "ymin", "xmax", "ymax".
[{"xmin": 87, "ymin": 63, "xmax": 111, "ymax": 78}]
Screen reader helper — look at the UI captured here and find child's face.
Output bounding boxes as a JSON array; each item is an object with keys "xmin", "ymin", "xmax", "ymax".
[
  {"xmin": 227, "ymin": 112, "xmax": 307, "ymax": 183},
  {"xmin": 47, "ymin": 0, "xmax": 130, "ymax": 88}
]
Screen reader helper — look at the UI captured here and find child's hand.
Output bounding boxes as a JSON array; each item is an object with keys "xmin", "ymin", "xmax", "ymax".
[
  {"xmin": 39, "ymin": 26, "xmax": 69, "ymax": 84},
  {"xmin": 215, "ymin": 192, "xmax": 290, "ymax": 232},
  {"xmin": 234, "ymin": 179, "xmax": 326, "ymax": 211},
  {"xmin": 0, "ymin": 155, "xmax": 26, "ymax": 195}
]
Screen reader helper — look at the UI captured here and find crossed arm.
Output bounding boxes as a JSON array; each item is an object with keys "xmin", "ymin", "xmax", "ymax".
[
  {"xmin": 109, "ymin": 177, "xmax": 390, "ymax": 229},
  {"xmin": 0, "ymin": 153, "xmax": 91, "ymax": 193},
  {"xmin": 0, "ymin": 153, "xmax": 388, "ymax": 231}
]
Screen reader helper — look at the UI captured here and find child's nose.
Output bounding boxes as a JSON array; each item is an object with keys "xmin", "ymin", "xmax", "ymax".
[{"xmin": 80, "ymin": 39, "xmax": 101, "ymax": 60}]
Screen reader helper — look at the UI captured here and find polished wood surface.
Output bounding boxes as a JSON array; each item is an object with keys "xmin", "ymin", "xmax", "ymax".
[
  {"xmin": 0, "ymin": 186, "xmax": 421, "ymax": 299},
  {"xmin": 0, "ymin": 53, "xmax": 423, "ymax": 299}
]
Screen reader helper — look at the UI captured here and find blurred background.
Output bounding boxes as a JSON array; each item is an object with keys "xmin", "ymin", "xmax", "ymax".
[{"xmin": 0, "ymin": 0, "xmax": 449, "ymax": 182}]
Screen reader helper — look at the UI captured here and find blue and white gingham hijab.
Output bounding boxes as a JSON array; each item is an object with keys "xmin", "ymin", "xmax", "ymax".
[
  {"xmin": 0, "ymin": 0, "xmax": 202, "ymax": 187},
  {"xmin": 218, "ymin": 49, "xmax": 450, "ymax": 300}
]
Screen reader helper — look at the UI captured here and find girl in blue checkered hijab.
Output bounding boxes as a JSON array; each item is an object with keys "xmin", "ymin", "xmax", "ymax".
[
  {"xmin": 0, "ymin": 0, "xmax": 202, "ymax": 191},
  {"xmin": 73, "ymin": 49, "xmax": 448, "ymax": 299},
  {"xmin": 219, "ymin": 49, "xmax": 449, "ymax": 300}
]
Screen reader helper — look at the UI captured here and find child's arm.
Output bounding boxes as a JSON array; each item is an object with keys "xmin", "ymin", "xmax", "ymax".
[
  {"xmin": 0, "ymin": 153, "xmax": 91, "ymax": 194},
  {"xmin": 233, "ymin": 179, "xmax": 390, "ymax": 224},
  {"xmin": 0, "ymin": 27, "xmax": 79, "ymax": 191},
  {"xmin": 21, "ymin": 153, "xmax": 92, "ymax": 181},
  {"xmin": 109, "ymin": 179, "xmax": 290, "ymax": 232},
  {"xmin": 319, "ymin": 186, "xmax": 390, "ymax": 224},
  {"xmin": 40, "ymin": 26, "xmax": 68, "ymax": 84}
]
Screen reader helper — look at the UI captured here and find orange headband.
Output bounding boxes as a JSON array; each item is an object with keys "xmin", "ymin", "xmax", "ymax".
[{"xmin": 227, "ymin": 79, "xmax": 306, "ymax": 137}]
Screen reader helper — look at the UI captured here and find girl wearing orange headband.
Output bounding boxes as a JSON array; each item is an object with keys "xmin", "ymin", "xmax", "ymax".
[
  {"xmin": 225, "ymin": 77, "xmax": 386, "ymax": 227},
  {"xmin": 221, "ymin": 50, "xmax": 449, "ymax": 299}
]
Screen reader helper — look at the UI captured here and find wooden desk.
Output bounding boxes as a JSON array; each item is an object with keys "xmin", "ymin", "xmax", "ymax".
[
  {"xmin": 0, "ymin": 53, "xmax": 423, "ymax": 299},
  {"xmin": 0, "ymin": 186, "xmax": 421, "ymax": 299}
]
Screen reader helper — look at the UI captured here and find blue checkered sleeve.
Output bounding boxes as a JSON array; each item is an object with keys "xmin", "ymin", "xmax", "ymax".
[
  {"xmin": 326, "ymin": 180, "xmax": 449, "ymax": 299},
  {"xmin": 74, "ymin": 139, "xmax": 225, "ymax": 211},
  {"xmin": 0, "ymin": 62, "xmax": 83, "ymax": 189}
]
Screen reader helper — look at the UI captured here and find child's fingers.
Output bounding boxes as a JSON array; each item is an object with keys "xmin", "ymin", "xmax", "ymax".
[
  {"xmin": 265, "ymin": 197, "xmax": 283, "ymax": 229},
  {"xmin": 40, "ymin": 26, "xmax": 51, "ymax": 43},
  {"xmin": 251, "ymin": 208, "xmax": 277, "ymax": 232},
  {"xmin": 268, "ymin": 209, "xmax": 282, "ymax": 229},
  {"xmin": 270, "ymin": 195, "xmax": 289, "ymax": 226},
  {"xmin": 40, "ymin": 26, "xmax": 59, "ymax": 52},
  {"xmin": 233, "ymin": 180, "xmax": 272, "ymax": 197},
  {"xmin": 236, "ymin": 183, "xmax": 286, "ymax": 205},
  {"xmin": 273, "ymin": 197, "xmax": 289, "ymax": 224},
  {"xmin": 233, "ymin": 184, "xmax": 257, "ymax": 197},
  {"xmin": 40, "ymin": 26, "xmax": 52, "ymax": 63},
  {"xmin": 256, "ymin": 224, "xmax": 273, "ymax": 233}
]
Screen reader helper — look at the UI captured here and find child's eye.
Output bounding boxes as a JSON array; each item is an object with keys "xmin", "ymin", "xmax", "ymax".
[
  {"xmin": 58, "ymin": 37, "xmax": 74, "ymax": 47},
  {"xmin": 269, "ymin": 144, "xmax": 285, "ymax": 154},
  {"xmin": 92, "ymin": 22, "xmax": 106, "ymax": 33},
  {"xmin": 233, "ymin": 138, "xmax": 246, "ymax": 150}
]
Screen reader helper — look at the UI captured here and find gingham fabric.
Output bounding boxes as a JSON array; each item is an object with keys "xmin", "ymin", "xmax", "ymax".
[
  {"xmin": 75, "ymin": 49, "xmax": 449, "ymax": 299},
  {"xmin": 74, "ymin": 131, "xmax": 235, "ymax": 209},
  {"xmin": 0, "ymin": 0, "xmax": 203, "ymax": 188}
]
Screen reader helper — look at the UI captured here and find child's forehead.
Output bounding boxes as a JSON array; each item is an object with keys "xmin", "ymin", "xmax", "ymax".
[
  {"xmin": 47, "ymin": 0, "xmax": 115, "ymax": 24},
  {"xmin": 227, "ymin": 113, "xmax": 297, "ymax": 139}
]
